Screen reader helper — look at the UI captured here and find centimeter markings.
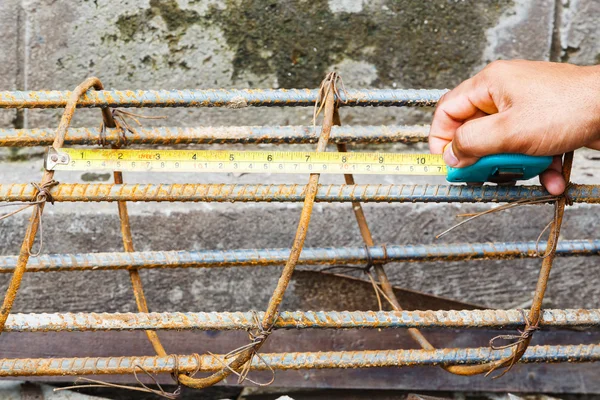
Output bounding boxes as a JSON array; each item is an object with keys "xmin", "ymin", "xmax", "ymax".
[{"xmin": 53, "ymin": 148, "xmax": 448, "ymax": 175}]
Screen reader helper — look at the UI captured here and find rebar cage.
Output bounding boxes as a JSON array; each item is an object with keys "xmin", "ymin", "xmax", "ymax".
[{"xmin": 0, "ymin": 75, "xmax": 599, "ymax": 393}]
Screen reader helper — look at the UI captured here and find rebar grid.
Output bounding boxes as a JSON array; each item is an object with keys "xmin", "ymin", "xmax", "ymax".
[{"xmin": 0, "ymin": 77, "xmax": 598, "ymax": 387}]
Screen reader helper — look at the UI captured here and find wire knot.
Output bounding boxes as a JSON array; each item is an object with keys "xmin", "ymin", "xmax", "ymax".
[
  {"xmin": 313, "ymin": 72, "xmax": 348, "ymax": 126},
  {"xmin": 485, "ymin": 309, "xmax": 539, "ymax": 379},
  {"xmin": 99, "ymin": 109, "xmax": 167, "ymax": 147},
  {"xmin": 489, "ymin": 309, "xmax": 539, "ymax": 351},
  {"xmin": 0, "ymin": 180, "xmax": 59, "ymax": 256},
  {"xmin": 562, "ymin": 182, "xmax": 574, "ymax": 206},
  {"xmin": 363, "ymin": 244, "xmax": 388, "ymax": 272},
  {"xmin": 31, "ymin": 180, "xmax": 59, "ymax": 205},
  {"xmin": 209, "ymin": 311, "xmax": 277, "ymax": 386}
]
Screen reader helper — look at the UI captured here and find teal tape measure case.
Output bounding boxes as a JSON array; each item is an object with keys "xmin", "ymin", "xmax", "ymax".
[{"xmin": 446, "ymin": 154, "xmax": 553, "ymax": 183}]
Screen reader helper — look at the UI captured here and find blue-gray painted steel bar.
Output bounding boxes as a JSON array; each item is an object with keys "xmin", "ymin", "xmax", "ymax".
[
  {"xmin": 0, "ymin": 240, "xmax": 598, "ymax": 273},
  {"xmin": 5, "ymin": 309, "xmax": 599, "ymax": 332},
  {"xmin": 1, "ymin": 183, "xmax": 599, "ymax": 203},
  {"xmin": 0, "ymin": 89, "xmax": 448, "ymax": 109},
  {"xmin": 1, "ymin": 345, "xmax": 598, "ymax": 376},
  {"xmin": 0, "ymin": 125, "xmax": 430, "ymax": 146}
]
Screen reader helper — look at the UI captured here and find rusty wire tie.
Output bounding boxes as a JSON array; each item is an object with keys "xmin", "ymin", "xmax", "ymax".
[
  {"xmin": 489, "ymin": 309, "xmax": 540, "ymax": 352},
  {"xmin": 319, "ymin": 244, "xmax": 388, "ymax": 273},
  {"xmin": 99, "ymin": 109, "xmax": 167, "ymax": 146},
  {"xmin": 436, "ymin": 183, "xmax": 574, "ymax": 258},
  {"xmin": 209, "ymin": 311, "xmax": 278, "ymax": 386},
  {"xmin": 485, "ymin": 309, "xmax": 540, "ymax": 379},
  {"xmin": 317, "ymin": 244, "xmax": 391, "ymax": 310},
  {"xmin": 313, "ymin": 72, "xmax": 348, "ymax": 129},
  {"xmin": 0, "ymin": 180, "xmax": 58, "ymax": 256}
]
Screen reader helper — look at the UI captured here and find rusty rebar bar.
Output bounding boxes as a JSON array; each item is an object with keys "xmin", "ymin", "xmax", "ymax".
[
  {"xmin": 0, "ymin": 78, "xmax": 110, "ymax": 333},
  {"xmin": 177, "ymin": 74, "xmax": 341, "ymax": 389},
  {"xmin": 333, "ymin": 109, "xmax": 441, "ymax": 353},
  {"xmin": 113, "ymin": 171, "xmax": 171, "ymax": 365},
  {"xmin": 443, "ymin": 152, "xmax": 576, "ymax": 377},
  {"xmin": 503, "ymin": 152, "xmax": 575, "ymax": 373},
  {"xmin": 4, "ymin": 309, "xmax": 600, "ymax": 332},
  {"xmin": 0, "ymin": 125, "xmax": 429, "ymax": 146},
  {"xmin": 1, "ymin": 183, "xmax": 598, "ymax": 204},
  {"xmin": 0, "ymin": 89, "xmax": 447, "ymax": 109},
  {"xmin": 0, "ymin": 239, "xmax": 596, "ymax": 273},
  {"xmin": 0, "ymin": 345, "xmax": 598, "ymax": 377}
]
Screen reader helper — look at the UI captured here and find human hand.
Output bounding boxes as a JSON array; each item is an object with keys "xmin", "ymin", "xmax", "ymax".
[{"xmin": 429, "ymin": 60, "xmax": 600, "ymax": 194}]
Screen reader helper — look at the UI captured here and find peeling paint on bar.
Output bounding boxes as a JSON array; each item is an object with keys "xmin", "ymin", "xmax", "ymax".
[
  {"xmin": 0, "ymin": 240, "xmax": 598, "ymax": 273},
  {"xmin": 1, "ymin": 183, "xmax": 599, "ymax": 203},
  {"xmin": 4, "ymin": 309, "xmax": 600, "ymax": 332},
  {"xmin": 0, "ymin": 89, "xmax": 448, "ymax": 109}
]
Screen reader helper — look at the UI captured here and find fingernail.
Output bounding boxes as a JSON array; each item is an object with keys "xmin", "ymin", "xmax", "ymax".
[{"xmin": 443, "ymin": 144, "xmax": 459, "ymax": 167}]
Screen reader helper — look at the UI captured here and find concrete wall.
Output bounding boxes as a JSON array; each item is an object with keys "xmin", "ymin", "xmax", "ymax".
[{"xmin": 0, "ymin": 1, "xmax": 600, "ymax": 390}]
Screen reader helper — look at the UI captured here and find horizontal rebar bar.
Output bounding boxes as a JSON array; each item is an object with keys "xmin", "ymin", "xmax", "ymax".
[
  {"xmin": 5, "ymin": 309, "xmax": 600, "ymax": 332},
  {"xmin": 0, "ymin": 89, "xmax": 447, "ymax": 109},
  {"xmin": 0, "ymin": 125, "xmax": 429, "ymax": 146},
  {"xmin": 0, "ymin": 240, "xmax": 597, "ymax": 273},
  {"xmin": 0, "ymin": 345, "xmax": 597, "ymax": 376},
  {"xmin": 1, "ymin": 183, "xmax": 599, "ymax": 204}
]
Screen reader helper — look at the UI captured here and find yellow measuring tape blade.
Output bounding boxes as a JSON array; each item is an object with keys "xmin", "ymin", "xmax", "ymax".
[{"xmin": 48, "ymin": 148, "xmax": 448, "ymax": 176}]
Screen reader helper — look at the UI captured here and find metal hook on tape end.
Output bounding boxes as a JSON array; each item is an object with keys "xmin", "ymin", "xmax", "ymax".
[{"xmin": 44, "ymin": 147, "xmax": 70, "ymax": 171}]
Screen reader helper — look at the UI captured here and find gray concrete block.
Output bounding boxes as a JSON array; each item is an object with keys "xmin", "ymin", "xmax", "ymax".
[
  {"xmin": 560, "ymin": 0, "xmax": 600, "ymax": 64},
  {"xmin": 0, "ymin": 0, "xmax": 22, "ymax": 129},
  {"xmin": 479, "ymin": 0, "xmax": 555, "ymax": 67}
]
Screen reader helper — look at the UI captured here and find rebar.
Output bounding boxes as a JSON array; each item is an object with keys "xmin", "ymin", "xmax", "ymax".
[
  {"xmin": 0, "ymin": 344, "xmax": 598, "ymax": 377},
  {"xmin": 0, "ymin": 78, "xmax": 112, "ymax": 334},
  {"xmin": 4, "ymin": 309, "xmax": 600, "ymax": 332},
  {"xmin": 1, "ymin": 183, "xmax": 599, "ymax": 204},
  {"xmin": 0, "ymin": 125, "xmax": 429, "ymax": 146},
  {"xmin": 0, "ymin": 240, "xmax": 596, "ymax": 273},
  {"xmin": 0, "ymin": 89, "xmax": 447, "ymax": 109}
]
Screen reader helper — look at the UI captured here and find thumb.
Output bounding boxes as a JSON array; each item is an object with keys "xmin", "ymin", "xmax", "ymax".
[{"xmin": 444, "ymin": 112, "xmax": 513, "ymax": 167}]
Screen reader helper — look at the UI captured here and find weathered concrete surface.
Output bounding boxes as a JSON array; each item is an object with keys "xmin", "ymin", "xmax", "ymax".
[
  {"xmin": 0, "ymin": 0, "xmax": 21, "ymax": 131},
  {"xmin": 479, "ymin": 0, "xmax": 555, "ymax": 65},
  {"xmin": 559, "ymin": 0, "xmax": 600, "ymax": 64}
]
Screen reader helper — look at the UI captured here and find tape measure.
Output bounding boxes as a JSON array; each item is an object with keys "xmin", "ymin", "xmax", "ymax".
[{"xmin": 44, "ymin": 147, "xmax": 552, "ymax": 183}]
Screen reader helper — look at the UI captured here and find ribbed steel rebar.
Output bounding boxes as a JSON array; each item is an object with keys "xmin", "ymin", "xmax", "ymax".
[
  {"xmin": 0, "ymin": 240, "xmax": 597, "ymax": 273},
  {"xmin": 0, "ymin": 125, "xmax": 430, "ymax": 146},
  {"xmin": 0, "ymin": 345, "xmax": 598, "ymax": 377},
  {"xmin": 1, "ymin": 183, "xmax": 599, "ymax": 204},
  {"xmin": 0, "ymin": 89, "xmax": 447, "ymax": 109},
  {"xmin": 5, "ymin": 309, "xmax": 600, "ymax": 332}
]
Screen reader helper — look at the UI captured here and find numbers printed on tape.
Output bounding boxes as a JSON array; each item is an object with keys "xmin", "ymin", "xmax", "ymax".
[{"xmin": 48, "ymin": 148, "xmax": 448, "ymax": 176}]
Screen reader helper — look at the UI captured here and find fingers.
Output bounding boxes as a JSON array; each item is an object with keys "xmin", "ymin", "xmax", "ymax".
[
  {"xmin": 429, "ymin": 74, "xmax": 498, "ymax": 155},
  {"xmin": 539, "ymin": 155, "xmax": 566, "ymax": 195},
  {"xmin": 444, "ymin": 112, "xmax": 513, "ymax": 167}
]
